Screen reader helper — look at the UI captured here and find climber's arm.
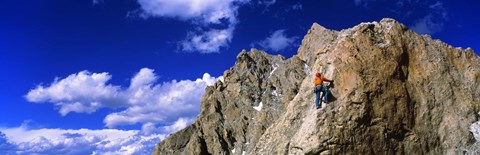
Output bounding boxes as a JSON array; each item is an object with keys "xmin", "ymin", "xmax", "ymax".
[{"xmin": 323, "ymin": 77, "xmax": 333, "ymax": 82}]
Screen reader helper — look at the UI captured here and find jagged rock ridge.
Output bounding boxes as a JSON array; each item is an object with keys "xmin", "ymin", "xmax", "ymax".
[{"xmin": 152, "ymin": 18, "xmax": 480, "ymax": 154}]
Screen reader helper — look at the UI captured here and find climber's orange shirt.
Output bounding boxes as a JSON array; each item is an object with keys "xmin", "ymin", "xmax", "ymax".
[{"xmin": 315, "ymin": 76, "xmax": 331, "ymax": 86}]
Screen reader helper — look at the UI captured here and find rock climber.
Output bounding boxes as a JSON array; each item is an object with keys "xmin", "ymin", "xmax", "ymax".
[{"xmin": 313, "ymin": 72, "xmax": 334, "ymax": 109}]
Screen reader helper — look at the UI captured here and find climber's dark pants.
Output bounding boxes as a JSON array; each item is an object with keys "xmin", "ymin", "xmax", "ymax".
[{"xmin": 315, "ymin": 85, "xmax": 329, "ymax": 108}]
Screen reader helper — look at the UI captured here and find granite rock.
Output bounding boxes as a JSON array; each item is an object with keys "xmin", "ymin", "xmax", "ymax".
[{"xmin": 152, "ymin": 18, "xmax": 480, "ymax": 155}]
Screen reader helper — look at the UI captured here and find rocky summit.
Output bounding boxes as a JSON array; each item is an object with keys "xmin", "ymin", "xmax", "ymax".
[{"xmin": 152, "ymin": 18, "xmax": 480, "ymax": 155}]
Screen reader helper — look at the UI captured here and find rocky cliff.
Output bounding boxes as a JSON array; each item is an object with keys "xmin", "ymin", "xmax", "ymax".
[{"xmin": 152, "ymin": 18, "xmax": 480, "ymax": 155}]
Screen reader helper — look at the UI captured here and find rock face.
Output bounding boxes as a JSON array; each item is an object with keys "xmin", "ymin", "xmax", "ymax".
[{"xmin": 152, "ymin": 18, "xmax": 480, "ymax": 155}]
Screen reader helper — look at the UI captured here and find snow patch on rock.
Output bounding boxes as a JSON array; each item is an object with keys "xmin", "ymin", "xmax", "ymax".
[
  {"xmin": 272, "ymin": 90, "xmax": 280, "ymax": 96},
  {"xmin": 253, "ymin": 102, "xmax": 263, "ymax": 111},
  {"xmin": 471, "ymin": 121, "xmax": 480, "ymax": 141},
  {"xmin": 304, "ymin": 63, "xmax": 310, "ymax": 75}
]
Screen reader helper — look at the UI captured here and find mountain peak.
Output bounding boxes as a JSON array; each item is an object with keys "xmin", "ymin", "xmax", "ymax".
[{"xmin": 153, "ymin": 19, "xmax": 480, "ymax": 154}]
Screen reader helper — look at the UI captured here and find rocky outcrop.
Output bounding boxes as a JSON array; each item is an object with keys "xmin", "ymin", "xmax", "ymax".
[
  {"xmin": 152, "ymin": 18, "xmax": 480, "ymax": 154},
  {"xmin": 152, "ymin": 49, "xmax": 306, "ymax": 154}
]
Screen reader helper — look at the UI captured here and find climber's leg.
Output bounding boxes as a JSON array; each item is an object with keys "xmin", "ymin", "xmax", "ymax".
[
  {"xmin": 323, "ymin": 86, "xmax": 329, "ymax": 103},
  {"xmin": 315, "ymin": 86, "xmax": 322, "ymax": 108}
]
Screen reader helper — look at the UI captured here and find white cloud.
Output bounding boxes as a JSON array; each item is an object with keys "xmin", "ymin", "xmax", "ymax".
[
  {"xmin": 0, "ymin": 117, "xmax": 192, "ymax": 155},
  {"xmin": 181, "ymin": 27, "xmax": 234, "ymax": 53},
  {"xmin": 0, "ymin": 127, "xmax": 163, "ymax": 154},
  {"xmin": 134, "ymin": 0, "xmax": 249, "ymax": 53},
  {"xmin": 136, "ymin": 0, "xmax": 239, "ymax": 24},
  {"xmin": 259, "ymin": 0, "xmax": 276, "ymax": 7},
  {"xmin": 129, "ymin": 68, "xmax": 158, "ymax": 90},
  {"xmin": 103, "ymin": 71, "xmax": 220, "ymax": 128},
  {"xmin": 411, "ymin": 1, "xmax": 448, "ymax": 34},
  {"xmin": 162, "ymin": 117, "xmax": 193, "ymax": 134},
  {"xmin": 25, "ymin": 71, "xmax": 123, "ymax": 116},
  {"xmin": 0, "ymin": 132, "xmax": 16, "ymax": 154},
  {"xmin": 254, "ymin": 29, "xmax": 297, "ymax": 52},
  {"xmin": 25, "ymin": 68, "xmax": 222, "ymax": 128},
  {"xmin": 21, "ymin": 68, "xmax": 207, "ymax": 153}
]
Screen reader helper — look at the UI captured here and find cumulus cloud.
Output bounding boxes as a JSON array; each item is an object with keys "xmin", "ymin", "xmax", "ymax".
[
  {"xmin": 162, "ymin": 117, "xmax": 192, "ymax": 134},
  {"xmin": 253, "ymin": 29, "xmax": 297, "ymax": 52},
  {"xmin": 25, "ymin": 68, "xmax": 222, "ymax": 128},
  {"xmin": 136, "ymin": 0, "xmax": 241, "ymax": 24},
  {"xmin": 181, "ymin": 27, "xmax": 234, "ymax": 53},
  {"xmin": 25, "ymin": 71, "xmax": 123, "ymax": 116},
  {"xmin": 411, "ymin": 1, "xmax": 448, "ymax": 34},
  {"xmin": 103, "ymin": 70, "xmax": 220, "ymax": 127},
  {"xmin": 0, "ymin": 117, "xmax": 192, "ymax": 155},
  {"xmin": 133, "ymin": 0, "xmax": 249, "ymax": 53},
  {"xmin": 0, "ymin": 127, "xmax": 157, "ymax": 154},
  {"xmin": 0, "ymin": 131, "xmax": 16, "ymax": 154}
]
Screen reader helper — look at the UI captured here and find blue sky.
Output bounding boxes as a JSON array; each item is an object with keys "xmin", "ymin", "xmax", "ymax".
[{"xmin": 1, "ymin": 0, "xmax": 479, "ymax": 154}]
